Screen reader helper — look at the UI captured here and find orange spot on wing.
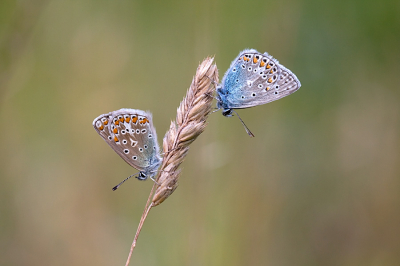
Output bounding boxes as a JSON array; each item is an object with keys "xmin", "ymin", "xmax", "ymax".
[
  {"xmin": 140, "ymin": 118, "xmax": 149, "ymax": 124},
  {"xmin": 253, "ymin": 57, "xmax": 258, "ymax": 64},
  {"xmin": 113, "ymin": 128, "xmax": 118, "ymax": 134},
  {"xmin": 270, "ymin": 70, "xmax": 274, "ymax": 74},
  {"xmin": 114, "ymin": 136, "xmax": 119, "ymax": 142},
  {"xmin": 132, "ymin": 117, "xmax": 138, "ymax": 123},
  {"xmin": 115, "ymin": 120, "xmax": 119, "ymax": 125},
  {"xmin": 119, "ymin": 117, "xmax": 124, "ymax": 122},
  {"xmin": 266, "ymin": 64, "xmax": 271, "ymax": 69},
  {"xmin": 99, "ymin": 125, "xmax": 104, "ymax": 130},
  {"xmin": 268, "ymin": 78, "xmax": 273, "ymax": 83},
  {"xmin": 266, "ymin": 87, "xmax": 270, "ymax": 91},
  {"xmin": 103, "ymin": 120, "xmax": 108, "ymax": 125},
  {"xmin": 260, "ymin": 61, "xmax": 266, "ymax": 67},
  {"xmin": 125, "ymin": 117, "xmax": 130, "ymax": 123}
]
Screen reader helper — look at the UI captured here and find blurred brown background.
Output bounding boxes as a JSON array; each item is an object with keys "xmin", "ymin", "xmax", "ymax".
[{"xmin": 1, "ymin": 0, "xmax": 399, "ymax": 265}]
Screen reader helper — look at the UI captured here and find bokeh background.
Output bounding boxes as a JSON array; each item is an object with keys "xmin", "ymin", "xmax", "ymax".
[{"xmin": 1, "ymin": 0, "xmax": 399, "ymax": 265}]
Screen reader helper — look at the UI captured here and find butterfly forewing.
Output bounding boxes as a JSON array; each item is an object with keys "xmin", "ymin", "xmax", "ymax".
[
  {"xmin": 220, "ymin": 49, "xmax": 301, "ymax": 109},
  {"xmin": 93, "ymin": 109, "xmax": 161, "ymax": 174}
]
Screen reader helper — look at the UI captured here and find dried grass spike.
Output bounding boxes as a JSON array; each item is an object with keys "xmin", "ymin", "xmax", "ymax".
[
  {"xmin": 153, "ymin": 57, "xmax": 218, "ymax": 205},
  {"xmin": 125, "ymin": 57, "xmax": 218, "ymax": 266}
]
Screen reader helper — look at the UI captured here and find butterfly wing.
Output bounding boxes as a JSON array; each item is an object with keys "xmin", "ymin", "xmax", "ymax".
[
  {"xmin": 218, "ymin": 49, "xmax": 301, "ymax": 109},
  {"xmin": 93, "ymin": 109, "xmax": 161, "ymax": 174}
]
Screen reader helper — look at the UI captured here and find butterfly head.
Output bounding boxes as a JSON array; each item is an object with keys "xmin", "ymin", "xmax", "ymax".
[
  {"xmin": 222, "ymin": 108, "xmax": 233, "ymax": 117},
  {"xmin": 136, "ymin": 171, "xmax": 148, "ymax": 181}
]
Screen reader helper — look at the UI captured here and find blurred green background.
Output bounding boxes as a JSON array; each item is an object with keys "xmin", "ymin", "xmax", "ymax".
[{"xmin": 1, "ymin": 0, "xmax": 399, "ymax": 265}]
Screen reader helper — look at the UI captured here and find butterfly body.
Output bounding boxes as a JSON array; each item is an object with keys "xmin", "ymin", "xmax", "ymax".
[
  {"xmin": 93, "ymin": 109, "xmax": 161, "ymax": 181},
  {"xmin": 216, "ymin": 49, "xmax": 301, "ymax": 117}
]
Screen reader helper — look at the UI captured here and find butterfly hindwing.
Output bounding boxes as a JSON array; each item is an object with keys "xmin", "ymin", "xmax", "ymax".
[
  {"xmin": 93, "ymin": 109, "xmax": 161, "ymax": 175},
  {"xmin": 218, "ymin": 49, "xmax": 301, "ymax": 109}
]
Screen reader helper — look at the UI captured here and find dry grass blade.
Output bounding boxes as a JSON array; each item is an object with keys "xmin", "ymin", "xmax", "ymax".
[{"xmin": 125, "ymin": 57, "xmax": 218, "ymax": 266}]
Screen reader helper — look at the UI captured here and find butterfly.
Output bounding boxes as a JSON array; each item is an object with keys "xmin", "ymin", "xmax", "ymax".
[
  {"xmin": 215, "ymin": 49, "xmax": 301, "ymax": 136},
  {"xmin": 93, "ymin": 109, "xmax": 162, "ymax": 190}
]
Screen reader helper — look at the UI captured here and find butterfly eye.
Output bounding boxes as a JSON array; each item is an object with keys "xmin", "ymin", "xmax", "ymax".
[
  {"xmin": 132, "ymin": 156, "xmax": 137, "ymax": 160},
  {"xmin": 241, "ymin": 64, "xmax": 245, "ymax": 69},
  {"xmin": 232, "ymin": 68, "xmax": 236, "ymax": 72},
  {"xmin": 253, "ymin": 69, "xmax": 257, "ymax": 73},
  {"xmin": 241, "ymin": 95, "xmax": 245, "ymax": 99},
  {"xmin": 262, "ymin": 75, "xmax": 267, "ymax": 79},
  {"xmin": 124, "ymin": 149, "xmax": 129, "ymax": 154},
  {"xmin": 274, "ymin": 91, "xmax": 279, "ymax": 95},
  {"xmin": 121, "ymin": 130, "xmax": 126, "ymax": 134},
  {"xmin": 258, "ymin": 84, "xmax": 263, "ymax": 88},
  {"xmin": 252, "ymin": 93, "xmax": 256, "ymax": 97},
  {"xmin": 275, "ymin": 85, "xmax": 280, "ymax": 89},
  {"xmin": 136, "ymin": 129, "xmax": 140, "ymax": 134},
  {"xmin": 139, "ymin": 148, "xmax": 143, "ymax": 152},
  {"xmin": 108, "ymin": 136, "xmax": 112, "ymax": 140},
  {"xmin": 248, "ymin": 67, "xmax": 252, "ymax": 71},
  {"xmin": 141, "ymin": 129, "xmax": 147, "ymax": 134},
  {"xmin": 144, "ymin": 145, "xmax": 148, "ymax": 149},
  {"xmin": 148, "ymin": 134, "xmax": 152, "ymax": 138},
  {"xmin": 235, "ymin": 79, "xmax": 239, "ymax": 83},
  {"xmin": 122, "ymin": 140, "xmax": 127, "ymax": 144},
  {"xmin": 153, "ymin": 146, "xmax": 156, "ymax": 150}
]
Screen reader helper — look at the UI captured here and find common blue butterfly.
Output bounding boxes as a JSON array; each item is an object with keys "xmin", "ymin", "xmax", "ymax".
[
  {"xmin": 216, "ymin": 49, "xmax": 301, "ymax": 136},
  {"xmin": 93, "ymin": 109, "xmax": 161, "ymax": 190}
]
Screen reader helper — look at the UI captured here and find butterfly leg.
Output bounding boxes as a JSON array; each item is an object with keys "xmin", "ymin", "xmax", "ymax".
[
  {"xmin": 161, "ymin": 146, "xmax": 181, "ymax": 155},
  {"xmin": 203, "ymin": 92, "xmax": 223, "ymax": 114},
  {"xmin": 205, "ymin": 92, "xmax": 218, "ymax": 100},
  {"xmin": 212, "ymin": 107, "xmax": 221, "ymax": 114},
  {"xmin": 149, "ymin": 175, "xmax": 160, "ymax": 185},
  {"xmin": 205, "ymin": 75, "xmax": 218, "ymax": 86}
]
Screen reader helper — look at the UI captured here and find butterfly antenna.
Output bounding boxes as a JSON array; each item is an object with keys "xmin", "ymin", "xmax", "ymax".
[
  {"xmin": 232, "ymin": 110, "xmax": 255, "ymax": 137},
  {"xmin": 112, "ymin": 172, "xmax": 139, "ymax": 191}
]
